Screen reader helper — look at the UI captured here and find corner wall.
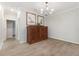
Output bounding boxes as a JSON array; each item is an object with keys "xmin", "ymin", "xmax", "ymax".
[{"xmin": 46, "ymin": 7, "xmax": 79, "ymax": 44}]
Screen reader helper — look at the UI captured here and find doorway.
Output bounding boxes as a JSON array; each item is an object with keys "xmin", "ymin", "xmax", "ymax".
[{"xmin": 6, "ymin": 20, "xmax": 16, "ymax": 40}]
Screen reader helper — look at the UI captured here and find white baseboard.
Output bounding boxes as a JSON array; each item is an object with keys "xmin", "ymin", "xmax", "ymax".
[
  {"xmin": 19, "ymin": 40, "xmax": 26, "ymax": 44},
  {"xmin": 49, "ymin": 36, "xmax": 79, "ymax": 44},
  {"xmin": 0, "ymin": 42, "xmax": 4, "ymax": 50}
]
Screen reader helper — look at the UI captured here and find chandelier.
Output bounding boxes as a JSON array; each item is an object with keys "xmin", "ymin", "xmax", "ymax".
[{"xmin": 40, "ymin": 2, "xmax": 54, "ymax": 16}]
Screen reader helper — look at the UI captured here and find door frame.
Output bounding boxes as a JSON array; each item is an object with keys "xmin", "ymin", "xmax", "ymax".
[{"xmin": 6, "ymin": 20, "xmax": 16, "ymax": 40}]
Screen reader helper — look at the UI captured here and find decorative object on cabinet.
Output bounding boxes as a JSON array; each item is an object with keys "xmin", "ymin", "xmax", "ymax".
[
  {"xmin": 27, "ymin": 25, "xmax": 48, "ymax": 44},
  {"xmin": 26, "ymin": 12, "xmax": 36, "ymax": 25},
  {"xmin": 37, "ymin": 15, "xmax": 44, "ymax": 25}
]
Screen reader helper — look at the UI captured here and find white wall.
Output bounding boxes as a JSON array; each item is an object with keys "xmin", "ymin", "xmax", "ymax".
[
  {"xmin": 0, "ymin": 10, "xmax": 3, "ymax": 49},
  {"xmin": 0, "ymin": 8, "xmax": 6, "ymax": 49},
  {"xmin": 16, "ymin": 11, "xmax": 26, "ymax": 43},
  {"xmin": 46, "ymin": 7, "xmax": 79, "ymax": 44}
]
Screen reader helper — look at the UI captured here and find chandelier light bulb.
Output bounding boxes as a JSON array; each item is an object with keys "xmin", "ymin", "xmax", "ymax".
[
  {"xmin": 46, "ymin": 7, "xmax": 49, "ymax": 10},
  {"xmin": 41, "ymin": 9, "xmax": 43, "ymax": 11},
  {"xmin": 41, "ymin": 11, "xmax": 43, "ymax": 14},
  {"xmin": 10, "ymin": 8, "xmax": 14, "ymax": 12},
  {"xmin": 40, "ymin": 9, "xmax": 43, "ymax": 14},
  {"xmin": 51, "ymin": 9, "xmax": 54, "ymax": 11}
]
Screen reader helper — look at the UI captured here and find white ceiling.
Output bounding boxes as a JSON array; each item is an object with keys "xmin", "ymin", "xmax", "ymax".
[
  {"xmin": 0, "ymin": 2, "xmax": 79, "ymax": 15},
  {"xmin": 33, "ymin": 2, "xmax": 79, "ymax": 14}
]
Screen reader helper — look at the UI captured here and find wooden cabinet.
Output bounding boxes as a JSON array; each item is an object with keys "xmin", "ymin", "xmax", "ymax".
[{"xmin": 27, "ymin": 25, "xmax": 48, "ymax": 44}]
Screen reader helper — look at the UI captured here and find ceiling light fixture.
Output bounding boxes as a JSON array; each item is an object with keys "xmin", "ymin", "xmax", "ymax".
[{"xmin": 40, "ymin": 2, "xmax": 54, "ymax": 16}]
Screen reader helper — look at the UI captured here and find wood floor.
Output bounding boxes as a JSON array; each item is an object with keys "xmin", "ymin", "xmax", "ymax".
[{"xmin": 0, "ymin": 38, "xmax": 79, "ymax": 56}]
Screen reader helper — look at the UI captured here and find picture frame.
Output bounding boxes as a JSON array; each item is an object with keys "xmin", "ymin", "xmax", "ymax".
[
  {"xmin": 37, "ymin": 15, "xmax": 44, "ymax": 25},
  {"xmin": 26, "ymin": 12, "xmax": 36, "ymax": 26}
]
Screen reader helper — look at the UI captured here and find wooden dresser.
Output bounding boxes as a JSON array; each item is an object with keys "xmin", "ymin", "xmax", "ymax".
[{"xmin": 27, "ymin": 25, "xmax": 48, "ymax": 44}]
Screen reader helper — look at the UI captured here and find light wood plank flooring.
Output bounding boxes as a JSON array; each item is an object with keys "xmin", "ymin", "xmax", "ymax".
[{"xmin": 0, "ymin": 38, "xmax": 79, "ymax": 56}]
